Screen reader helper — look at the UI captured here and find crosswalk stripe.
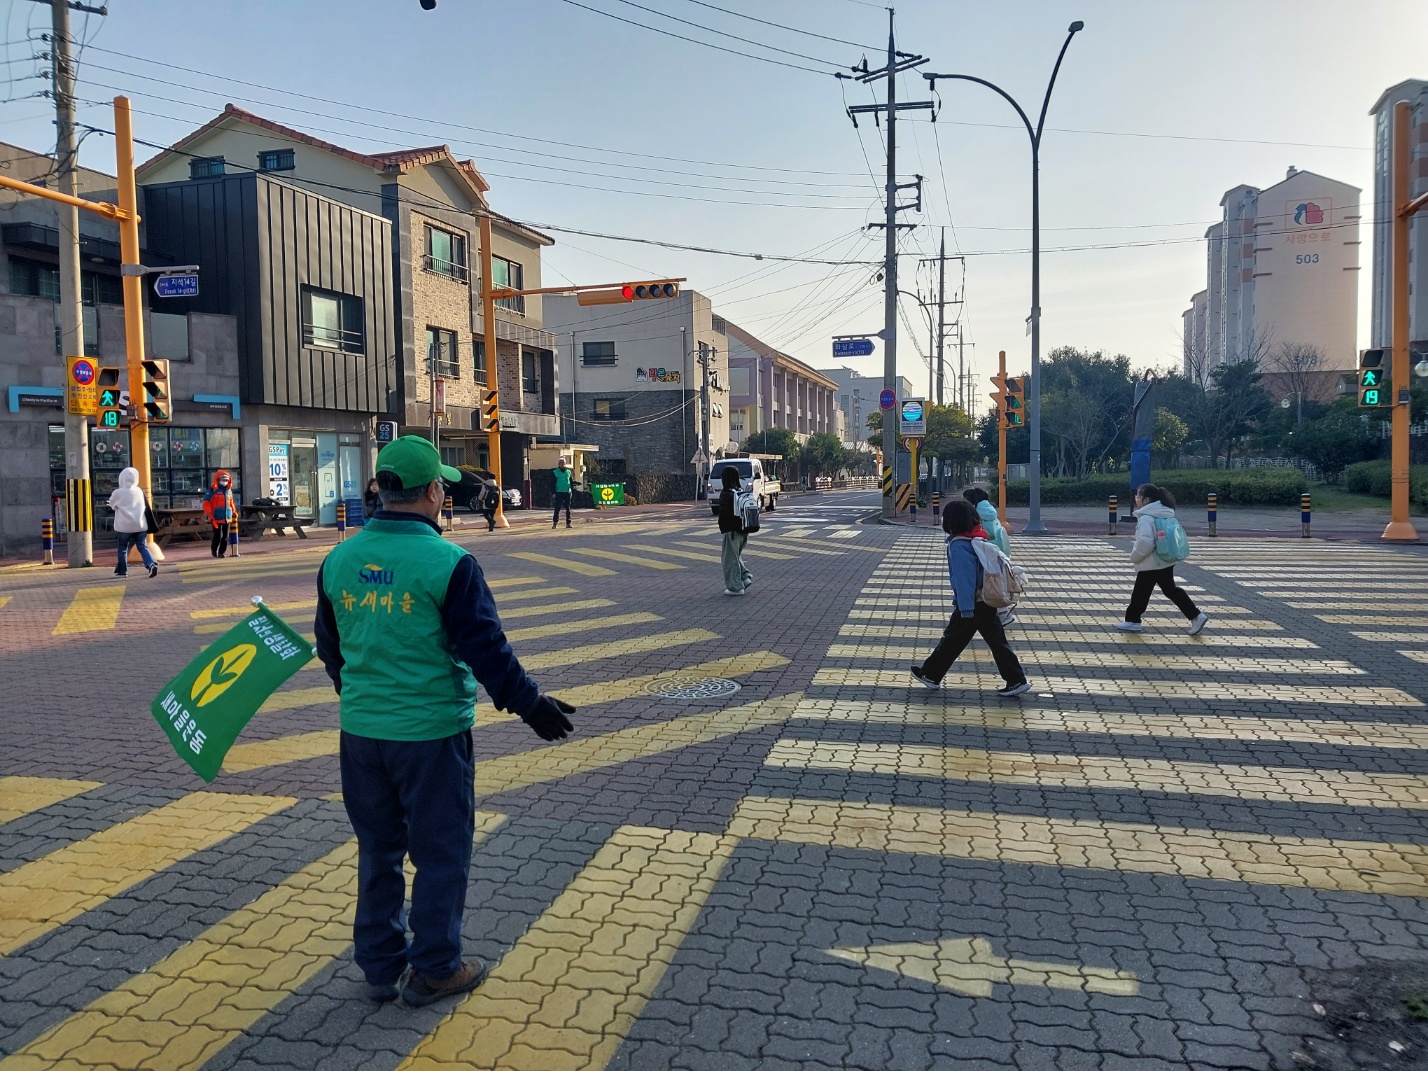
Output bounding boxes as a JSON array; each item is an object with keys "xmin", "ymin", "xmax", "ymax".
[
  {"xmin": 1351, "ymin": 632, "xmax": 1428, "ymax": 643},
  {"xmin": 803, "ymin": 699, "xmax": 1428, "ymax": 748},
  {"xmin": 812, "ymin": 668, "xmax": 1420, "ymax": 706},
  {"xmin": 3, "ymin": 816, "xmax": 507, "ymax": 1071},
  {"xmin": 223, "ymin": 732, "xmax": 338, "ymax": 773},
  {"xmin": 522, "ymin": 629, "xmax": 720, "ymax": 670},
  {"xmin": 258, "ymin": 685, "xmax": 336, "ymax": 714},
  {"xmin": 853, "ymin": 598, "xmax": 1244, "ymax": 612},
  {"xmin": 191, "ymin": 599, "xmax": 316, "ymax": 620},
  {"xmin": 622, "ymin": 543, "xmax": 720, "ymax": 563},
  {"xmin": 0, "ymin": 792, "xmax": 294, "ymax": 956},
  {"xmin": 745, "ymin": 538, "xmax": 847, "ymax": 557},
  {"xmin": 500, "ymin": 598, "xmax": 616, "ymax": 621},
  {"xmin": 0, "ymin": 596, "xmax": 11, "ymax": 610},
  {"xmin": 0, "ymin": 776, "xmax": 102, "ymax": 825},
  {"xmin": 1320, "ymin": 615, "xmax": 1428, "ymax": 626},
  {"xmin": 52, "ymin": 587, "xmax": 124, "ymax": 635},
  {"xmin": 823, "ymin": 644, "xmax": 1361, "ymax": 675},
  {"xmin": 508, "ymin": 552, "xmax": 616, "ymax": 577},
  {"xmin": 487, "ymin": 577, "xmax": 548, "ymax": 589},
  {"xmin": 846, "ymin": 611, "xmax": 1283, "ymax": 630},
  {"xmin": 506, "ymin": 612, "xmax": 662, "ymax": 643},
  {"xmin": 496, "ymin": 586, "xmax": 582, "ymax": 602},
  {"xmin": 550, "ymin": 650, "xmax": 790, "ymax": 708},
  {"xmin": 182, "ymin": 565, "xmax": 320, "ymax": 585},
  {"xmin": 1402, "ymin": 651, "xmax": 1428, "ymax": 665},
  {"xmin": 766, "ymin": 740, "xmax": 1428, "ymax": 810},
  {"xmin": 673, "ymin": 540, "xmax": 794, "ymax": 561},
  {"xmin": 728, "ymin": 796, "xmax": 1428, "ymax": 896},
  {"xmin": 569, "ymin": 548, "xmax": 685, "ymax": 571},
  {"xmin": 398, "ymin": 825, "xmax": 735, "ymax": 1071},
  {"xmin": 837, "ymin": 625, "xmax": 1320, "ymax": 649}
]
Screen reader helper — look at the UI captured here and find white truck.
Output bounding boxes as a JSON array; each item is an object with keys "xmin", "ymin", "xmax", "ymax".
[{"xmin": 707, "ymin": 455, "xmax": 781, "ymax": 514}]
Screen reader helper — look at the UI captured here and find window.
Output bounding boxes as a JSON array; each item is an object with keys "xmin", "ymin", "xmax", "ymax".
[
  {"xmin": 473, "ymin": 338, "xmax": 487, "ymax": 383},
  {"xmin": 258, "ymin": 149, "xmax": 295, "ymax": 172},
  {"xmin": 592, "ymin": 398, "xmax": 625, "ymax": 421},
  {"xmin": 189, "ymin": 156, "xmax": 225, "ymax": 179},
  {"xmin": 427, "ymin": 327, "xmax": 459, "ymax": 378},
  {"xmin": 301, "ymin": 287, "xmax": 365, "ymax": 354},
  {"xmin": 423, "ymin": 225, "xmax": 468, "ymax": 281},
  {"xmin": 522, "ymin": 350, "xmax": 538, "ymax": 395},
  {"xmin": 492, "ymin": 256, "xmax": 524, "ymax": 312},
  {"xmin": 581, "ymin": 341, "xmax": 616, "ymax": 366},
  {"xmin": 10, "ymin": 259, "xmax": 121, "ymax": 305}
]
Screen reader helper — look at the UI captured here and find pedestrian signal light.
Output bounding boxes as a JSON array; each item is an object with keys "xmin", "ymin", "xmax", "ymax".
[
  {"xmin": 96, "ymin": 365, "xmax": 123, "ymax": 428},
  {"xmin": 1359, "ymin": 348, "xmax": 1389, "ymax": 407},
  {"xmin": 141, "ymin": 358, "xmax": 170, "ymax": 423},
  {"xmin": 1005, "ymin": 376, "xmax": 1025, "ymax": 427}
]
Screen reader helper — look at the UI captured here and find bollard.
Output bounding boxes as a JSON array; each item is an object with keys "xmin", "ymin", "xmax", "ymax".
[
  {"xmin": 909, "ymin": 499, "xmax": 918, "ymax": 523},
  {"xmin": 1108, "ymin": 495, "xmax": 1118, "ymax": 534},
  {"xmin": 443, "ymin": 495, "xmax": 455, "ymax": 532},
  {"xmin": 1207, "ymin": 492, "xmax": 1217, "ymax": 537},
  {"xmin": 41, "ymin": 518, "xmax": 53, "ymax": 565},
  {"xmin": 228, "ymin": 520, "xmax": 241, "ymax": 558},
  {"xmin": 932, "ymin": 491, "xmax": 940, "ymax": 520},
  {"xmin": 1301, "ymin": 492, "xmax": 1311, "ymax": 538},
  {"xmin": 335, "ymin": 502, "xmax": 347, "ymax": 542}
]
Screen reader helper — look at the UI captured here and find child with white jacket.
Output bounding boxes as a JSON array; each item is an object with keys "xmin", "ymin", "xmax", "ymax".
[
  {"xmin": 106, "ymin": 467, "xmax": 158, "ymax": 579},
  {"xmin": 1118, "ymin": 483, "xmax": 1207, "ymax": 635}
]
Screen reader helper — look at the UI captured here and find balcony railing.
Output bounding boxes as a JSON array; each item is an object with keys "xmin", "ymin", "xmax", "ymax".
[{"xmin": 422, "ymin": 254, "xmax": 469, "ymax": 282}]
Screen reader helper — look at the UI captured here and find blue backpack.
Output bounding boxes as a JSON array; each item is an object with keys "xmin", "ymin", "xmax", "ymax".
[{"xmin": 1152, "ymin": 516, "xmax": 1190, "ymax": 563}]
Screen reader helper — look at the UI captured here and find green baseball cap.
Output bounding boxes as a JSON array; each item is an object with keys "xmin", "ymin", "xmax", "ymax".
[{"xmin": 375, "ymin": 435, "xmax": 461, "ymax": 489}]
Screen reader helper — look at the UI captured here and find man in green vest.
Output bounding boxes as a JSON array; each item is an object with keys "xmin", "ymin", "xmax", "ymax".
[
  {"xmin": 552, "ymin": 456, "xmax": 573, "ymax": 528},
  {"xmin": 314, "ymin": 435, "xmax": 575, "ymax": 1006}
]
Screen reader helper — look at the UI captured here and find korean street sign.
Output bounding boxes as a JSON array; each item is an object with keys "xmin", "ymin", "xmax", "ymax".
[
  {"xmin": 66, "ymin": 356, "xmax": 98, "ymax": 416},
  {"xmin": 832, "ymin": 338, "xmax": 875, "ymax": 358},
  {"xmin": 153, "ymin": 272, "xmax": 200, "ymax": 298},
  {"xmin": 898, "ymin": 398, "xmax": 927, "ymax": 436}
]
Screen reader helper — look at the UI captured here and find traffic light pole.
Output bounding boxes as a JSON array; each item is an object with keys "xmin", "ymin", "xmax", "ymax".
[
  {"xmin": 995, "ymin": 350, "xmax": 1008, "ymax": 529},
  {"xmin": 1385, "ymin": 101, "xmax": 1426, "ymax": 542},
  {"xmin": 114, "ymin": 97, "xmax": 152, "ymax": 501},
  {"xmin": 477, "ymin": 213, "xmax": 508, "ymax": 528}
]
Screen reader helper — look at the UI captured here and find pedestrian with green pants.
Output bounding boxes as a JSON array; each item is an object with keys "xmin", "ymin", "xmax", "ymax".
[
  {"xmin": 716, "ymin": 465, "xmax": 752, "ymax": 596},
  {"xmin": 552, "ymin": 457, "xmax": 573, "ymax": 529},
  {"xmin": 314, "ymin": 435, "xmax": 575, "ymax": 1007}
]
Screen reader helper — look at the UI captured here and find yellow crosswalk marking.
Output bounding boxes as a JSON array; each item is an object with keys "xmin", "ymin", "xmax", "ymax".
[
  {"xmin": 766, "ymin": 741, "xmax": 1428, "ymax": 810},
  {"xmin": 257, "ymin": 685, "xmax": 336, "ymax": 714},
  {"xmin": 847, "ymin": 611, "xmax": 1284, "ymax": 631},
  {"xmin": 728, "ymin": 796, "xmax": 1428, "ymax": 897},
  {"xmin": 2, "ymin": 816, "xmax": 506, "ymax": 1071},
  {"xmin": 551, "ymin": 650, "xmax": 790, "ymax": 709},
  {"xmin": 760, "ymin": 536, "xmax": 881, "ymax": 554},
  {"xmin": 1402, "ymin": 650, "xmax": 1428, "ymax": 665},
  {"xmin": 623, "ymin": 543, "xmax": 719, "ymax": 563},
  {"xmin": 500, "ymin": 598, "xmax": 616, "ymax": 621},
  {"xmin": 52, "ymin": 587, "xmax": 125, "ymax": 636},
  {"xmin": 506, "ymin": 611, "xmax": 661, "ymax": 643},
  {"xmin": 568, "ymin": 547, "xmax": 684, "ymax": 570},
  {"xmin": 739, "ymin": 538, "xmax": 845, "ymax": 557},
  {"xmin": 190, "ymin": 599, "xmax": 316, "ymax": 620},
  {"xmin": 1352, "ymin": 632, "xmax": 1428, "ymax": 643},
  {"xmin": 182, "ymin": 565, "xmax": 321, "ymax": 585},
  {"xmin": 812, "ymin": 668, "xmax": 1420, "ymax": 707},
  {"xmin": 0, "ymin": 776, "xmax": 102, "ymax": 825},
  {"xmin": 399, "ymin": 825, "xmax": 735, "ymax": 1071},
  {"xmin": 675, "ymin": 540, "xmax": 794, "ymax": 561},
  {"xmin": 1321, "ymin": 615, "xmax": 1428, "ymax": 626},
  {"xmin": 223, "ymin": 732, "xmax": 338, "ymax": 774},
  {"xmin": 523, "ymin": 629, "xmax": 719, "ymax": 670},
  {"xmin": 487, "ymin": 577, "xmax": 547, "ymax": 589},
  {"xmin": 836, "ymin": 624, "xmax": 1320, "ymax": 649},
  {"xmin": 497, "ymin": 586, "xmax": 581, "ymax": 602},
  {"xmin": 0, "ymin": 792, "xmax": 294, "ymax": 956},
  {"xmin": 824, "ymin": 644, "xmax": 1360, "ymax": 675},
  {"xmin": 0, "ymin": 596, "xmax": 11, "ymax": 610},
  {"xmin": 508, "ymin": 552, "xmax": 616, "ymax": 577}
]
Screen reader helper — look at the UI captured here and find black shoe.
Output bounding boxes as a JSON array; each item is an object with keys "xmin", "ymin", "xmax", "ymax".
[
  {"xmin": 368, "ymin": 980, "xmax": 401, "ymax": 1003},
  {"xmin": 147, "ymin": 564, "xmax": 159, "ymax": 579},
  {"xmin": 996, "ymin": 680, "xmax": 1031, "ymax": 698},
  {"xmin": 402, "ymin": 960, "xmax": 487, "ymax": 1006},
  {"xmin": 910, "ymin": 665, "xmax": 940, "ymax": 690}
]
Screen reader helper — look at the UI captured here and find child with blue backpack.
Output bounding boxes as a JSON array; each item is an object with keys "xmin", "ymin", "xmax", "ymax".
[{"xmin": 1118, "ymin": 483, "xmax": 1208, "ymax": 635}]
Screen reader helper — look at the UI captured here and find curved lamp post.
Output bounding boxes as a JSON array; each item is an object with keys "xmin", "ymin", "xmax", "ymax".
[{"xmin": 924, "ymin": 20, "xmax": 1084, "ymax": 534}]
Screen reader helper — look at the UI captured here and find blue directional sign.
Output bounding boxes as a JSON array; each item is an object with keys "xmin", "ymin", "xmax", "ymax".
[
  {"xmin": 832, "ymin": 337, "xmax": 875, "ymax": 358},
  {"xmin": 153, "ymin": 273, "xmax": 199, "ymax": 299}
]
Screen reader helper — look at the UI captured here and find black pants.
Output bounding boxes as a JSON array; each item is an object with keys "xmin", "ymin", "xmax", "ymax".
[
  {"xmin": 210, "ymin": 522, "xmax": 229, "ymax": 557},
  {"xmin": 482, "ymin": 507, "xmax": 496, "ymax": 532},
  {"xmin": 552, "ymin": 491, "xmax": 571, "ymax": 527},
  {"xmin": 1124, "ymin": 566, "xmax": 1200, "ymax": 622},
  {"xmin": 920, "ymin": 603, "xmax": 1025, "ymax": 686}
]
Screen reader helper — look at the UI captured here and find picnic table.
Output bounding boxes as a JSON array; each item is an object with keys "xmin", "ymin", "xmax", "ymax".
[
  {"xmin": 239, "ymin": 504, "xmax": 308, "ymax": 542},
  {"xmin": 151, "ymin": 507, "xmax": 210, "ymax": 547}
]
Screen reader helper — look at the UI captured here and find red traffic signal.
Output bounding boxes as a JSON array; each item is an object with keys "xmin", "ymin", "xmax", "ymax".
[{"xmin": 577, "ymin": 279, "xmax": 682, "ymax": 306}]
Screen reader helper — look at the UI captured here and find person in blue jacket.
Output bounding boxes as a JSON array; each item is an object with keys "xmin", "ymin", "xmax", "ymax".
[{"xmin": 910, "ymin": 500, "xmax": 1030, "ymax": 697}]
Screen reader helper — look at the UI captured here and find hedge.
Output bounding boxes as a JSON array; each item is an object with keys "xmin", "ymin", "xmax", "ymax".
[
  {"xmin": 1003, "ymin": 469, "xmax": 1307, "ymax": 507},
  {"xmin": 1343, "ymin": 460, "xmax": 1428, "ymax": 511}
]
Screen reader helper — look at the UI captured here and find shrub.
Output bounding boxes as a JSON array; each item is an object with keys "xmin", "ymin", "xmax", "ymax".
[
  {"xmin": 1004, "ymin": 469, "xmax": 1307, "ymax": 507},
  {"xmin": 1343, "ymin": 461, "xmax": 1428, "ymax": 511}
]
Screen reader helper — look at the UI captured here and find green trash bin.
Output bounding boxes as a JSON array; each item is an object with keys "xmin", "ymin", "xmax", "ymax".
[{"xmin": 590, "ymin": 481, "xmax": 626, "ymax": 507}]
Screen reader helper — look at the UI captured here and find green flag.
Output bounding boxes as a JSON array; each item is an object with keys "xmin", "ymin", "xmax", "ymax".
[{"xmin": 151, "ymin": 602, "xmax": 316, "ymax": 782}]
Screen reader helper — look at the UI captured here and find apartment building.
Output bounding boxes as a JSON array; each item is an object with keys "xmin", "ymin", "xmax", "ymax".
[
  {"xmin": 1369, "ymin": 80, "xmax": 1428, "ymax": 349},
  {"xmin": 724, "ymin": 322, "xmax": 837, "ymax": 441},
  {"xmin": 817, "ymin": 366, "xmax": 917, "ymax": 448}
]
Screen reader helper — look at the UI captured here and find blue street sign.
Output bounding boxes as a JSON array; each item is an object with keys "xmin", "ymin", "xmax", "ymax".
[
  {"xmin": 832, "ymin": 337, "xmax": 875, "ymax": 358},
  {"xmin": 879, "ymin": 389, "xmax": 896, "ymax": 410},
  {"xmin": 153, "ymin": 273, "xmax": 199, "ymax": 299}
]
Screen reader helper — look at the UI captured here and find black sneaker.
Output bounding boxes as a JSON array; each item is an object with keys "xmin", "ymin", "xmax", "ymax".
[
  {"xmin": 147, "ymin": 564, "xmax": 159, "ymax": 579},
  {"xmin": 910, "ymin": 665, "xmax": 940, "ymax": 689},
  {"xmin": 402, "ymin": 959, "xmax": 487, "ymax": 1006},
  {"xmin": 368, "ymin": 980, "xmax": 401, "ymax": 1003},
  {"xmin": 113, "ymin": 568, "xmax": 125, "ymax": 578},
  {"xmin": 996, "ymin": 680, "xmax": 1031, "ymax": 698}
]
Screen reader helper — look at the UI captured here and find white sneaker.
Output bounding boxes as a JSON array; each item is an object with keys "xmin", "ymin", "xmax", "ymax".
[
  {"xmin": 723, "ymin": 588, "xmax": 745, "ymax": 596},
  {"xmin": 1115, "ymin": 621, "xmax": 1143, "ymax": 632},
  {"xmin": 1188, "ymin": 612, "xmax": 1209, "ymax": 636},
  {"xmin": 996, "ymin": 680, "xmax": 1031, "ymax": 697}
]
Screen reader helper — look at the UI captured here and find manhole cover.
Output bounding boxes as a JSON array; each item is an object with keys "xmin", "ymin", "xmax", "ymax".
[{"xmin": 644, "ymin": 677, "xmax": 742, "ymax": 700}]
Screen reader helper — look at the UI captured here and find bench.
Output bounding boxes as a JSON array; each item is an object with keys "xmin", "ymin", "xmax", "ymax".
[
  {"xmin": 152, "ymin": 507, "xmax": 210, "ymax": 547},
  {"xmin": 239, "ymin": 504, "xmax": 308, "ymax": 542}
]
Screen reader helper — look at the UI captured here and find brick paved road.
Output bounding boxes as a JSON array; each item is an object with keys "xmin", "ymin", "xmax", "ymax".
[{"xmin": 2, "ymin": 492, "xmax": 1427, "ymax": 1070}]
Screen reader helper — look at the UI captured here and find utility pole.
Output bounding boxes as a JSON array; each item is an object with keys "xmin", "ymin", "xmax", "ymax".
[
  {"xmin": 842, "ymin": 10, "xmax": 932, "ymax": 519},
  {"xmin": 699, "ymin": 341, "xmax": 712, "ymax": 492},
  {"xmin": 51, "ymin": 0, "xmax": 91, "ymax": 567}
]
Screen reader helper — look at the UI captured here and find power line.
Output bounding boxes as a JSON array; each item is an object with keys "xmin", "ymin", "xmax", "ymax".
[
  {"xmin": 599, "ymin": 0, "xmax": 843, "ymax": 66},
  {"xmin": 672, "ymin": 0, "xmax": 877, "ymax": 50}
]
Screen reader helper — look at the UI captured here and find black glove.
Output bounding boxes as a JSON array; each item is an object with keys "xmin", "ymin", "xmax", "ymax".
[{"xmin": 521, "ymin": 694, "xmax": 575, "ymax": 741}]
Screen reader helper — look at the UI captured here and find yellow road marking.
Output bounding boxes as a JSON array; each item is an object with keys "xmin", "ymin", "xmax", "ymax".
[
  {"xmin": 550, "ymin": 650, "xmax": 789, "ymax": 709},
  {"xmin": 675, "ymin": 540, "xmax": 794, "ymax": 561},
  {"xmin": 569, "ymin": 547, "xmax": 685, "ymax": 571},
  {"xmin": 523, "ymin": 629, "xmax": 719, "ymax": 670},
  {"xmin": 836, "ymin": 624, "xmax": 1320, "ymax": 648},
  {"xmin": 0, "ymin": 596, "xmax": 10, "ymax": 610},
  {"xmin": 398, "ymin": 825, "xmax": 734, "ymax": 1071},
  {"xmin": 0, "ymin": 792, "xmax": 294, "ymax": 956},
  {"xmin": 1352, "ymin": 632, "xmax": 1428, "ymax": 643},
  {"xmin": 190, "ymin": 599, "xmax": 316, "ymax": 620},
  {"xmin": 728, "ymin": 796, "xmax": 1428, "ymax": 897},
  {"xmin": 506, "ymin": 612, "xmax": 662, "ymax": 643},
  {"xmin": 500, "ymin": 598, "xmax": 616, "ymax": 621},
  {"xmin": 182, "ymin": 565, "xmax": 321, "ymax": 585},
  {"xmin": 1402, "ymin": 651, "xmax": 1428, "ymax": 665},
  {"xmin": 739, "ymin": 538, "xmax": 845, "ymax": 557},
  {"xmin": 823, "ymin": 644, "xmax": 1362, "ymax": 675},
  {"xmin": 223, "ymin": 732, "xmax": 339, "ymax": 774},
  {"xmin": 812, "ymin": 668, "xmax": 1420, "ymax": 707},
  {"xmin": 52, "ymin": 586, "xmax": 124, "ymax": 636},
  {"xmin": 623, "ymin": 543, "xmax": 720, "ymax": 563},
  {"xmin": 4, "ymin": 816, "xmax": 507, "ymax": 1071},
  {"xmin": 767, "ymin": 740, "xmax": 1428, "ymax": 810},
  {"xmin": 257, "ymin": 685, "xmax": 336, "ymax": 714},
  {"xmin": 497, "ymin": 586, "xmax": 581, "ymax": 602},
  {"xmin": 487, "ymin": 577, "xmax": 547, "ymax": 589},
  {"xmin": 508, "ymin": 552, "xmax": 616, "ymax": 577},
  {"xmin": 0, "ymin": 776, "xmax": 102, "ymax": 825},
  {"xmin": 847, "ymin": 611, "xmax": 1283, "ymax": 630},
  {"xmin": 1321, "ymin": 616, "xmax": 1428, "ymax": 625}
]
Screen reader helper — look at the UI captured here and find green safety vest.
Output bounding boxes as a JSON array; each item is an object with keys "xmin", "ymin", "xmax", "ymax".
[
  {"xmin": 554, "ymin": 468, "xmax": 572, "ymax": 493},
  {"xmin": 321, "ymin": 517, "xmax": 477, "ymax": 740}
]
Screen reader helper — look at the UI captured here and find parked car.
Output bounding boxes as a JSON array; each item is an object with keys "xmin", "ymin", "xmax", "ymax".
[
  {"xmin": 444, "ymin": 469, "xmax": 522, "ymax": 511},
  {"xmin": 707, "ymin": 457, "xmax": 779, "ymax": 514}
]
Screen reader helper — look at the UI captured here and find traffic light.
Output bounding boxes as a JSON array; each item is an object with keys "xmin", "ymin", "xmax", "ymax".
[
  {"xmin": 481, "ymin": 389, "xmax": 499, "ymax": 432},
  {"xmin": 141, "ymin": 358, "xmax": 170, "ymax": 423},
  {"xmin": 96, "ymin": 366, "xmax": 123, "ymax": 429},
  {"xmin": 1005, "ymin": 376, "xmax": 1025, "ymax": 427},
  {"xmin": 1358, "ymin": 348, "xmax": 1388, "ymax": 407},
  {"xmin": 576, "ymin": 280, "xmax": 681, "ymax": 306},
  {"xmin": 990, "ymin": 370, "xmax": 1007, "ymax": 422}
]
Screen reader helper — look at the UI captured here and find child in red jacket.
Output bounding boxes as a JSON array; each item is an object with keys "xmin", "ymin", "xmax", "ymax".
[{"xmin": 202, "ymin": 470, "xmax": 236, "ymax": 558}]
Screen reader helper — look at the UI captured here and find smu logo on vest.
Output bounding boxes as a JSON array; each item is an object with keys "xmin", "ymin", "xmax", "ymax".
[
  {"xmin": 359, "ymin": 563, "xmax": 393, "ymax": 585},
  {"xmin": 190, "ymin": 644, "xmax": 258, "ymax": 708}
]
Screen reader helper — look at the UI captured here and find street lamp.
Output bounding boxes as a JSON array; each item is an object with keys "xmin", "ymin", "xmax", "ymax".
[{"xmin": 924, "ymin": 19, "xmax": 1084, "ymax": 534}]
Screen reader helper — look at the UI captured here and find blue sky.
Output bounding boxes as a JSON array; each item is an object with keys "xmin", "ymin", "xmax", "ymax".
[{"xmin": 1, "ymin": 0, "xmax": 1423, "ymax": 402}]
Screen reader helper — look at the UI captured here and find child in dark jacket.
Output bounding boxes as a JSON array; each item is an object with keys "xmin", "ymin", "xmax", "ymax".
[{"xmin": 911, "ymin": 500, "xmax": 1030, "ymax": 697}]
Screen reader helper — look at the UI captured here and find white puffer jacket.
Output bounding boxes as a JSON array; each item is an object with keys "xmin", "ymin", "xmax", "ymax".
[{"xmin": 1129, "ymin": 500, "xmax": 1178, "ymax": 572}]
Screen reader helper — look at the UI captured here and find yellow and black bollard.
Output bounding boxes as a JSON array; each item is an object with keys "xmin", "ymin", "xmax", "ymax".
[
  {"xmin": 41, "ymin": 518, "xmax": 53, "ymax": 565},
  {"xmin": 1108, "ymin": 495, "xmax": 1118, "ymax": 534},
  {"xmin": 228, "ymin": 519, "xmax": 241, "ymax": 558},
  {"xmin": 1207, "ymin": 492, "xmax": 1217, "ymax": 537},
  {"xmin": 336, "ymin": 501, "xmax": 347, "ymax": 542},
  {"xmin": 443, "ymin": 495, "xmax": 455, "ymax": 532},
  {"xmin": 1301, "ymin": 492, "xmax": 1311, "ymax": 538},
  {"xmin": 932, "ymin": 491, "xmax": 940, "ymax": 521}
]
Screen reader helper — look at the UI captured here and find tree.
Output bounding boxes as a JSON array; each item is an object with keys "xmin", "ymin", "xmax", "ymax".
[
  {"xmin": 1151, "ymin": 408, "xmax": 1188, "ymax": 467},
  {"xmin": 1285, "ymin": 402, "xmax": 1381, "ymax": 481},
  {"xmin": 800, "ymin": 432, "xmax": 845, "ymax": 476},
  {"xmin": 922, "ymin": 403, "xmax": 981, "ymax": 485},
  {"xmin": 742, "ymin": 427, "xmax": 799, "ymax": 460},
  {"xmin": 1038, "ymin": 347, "xmax": 1135, "ymax": 477},
  {"xmin": 1266, "ymin": 341, "xmax": 1323, "ymax": 425},
  {"xmin": 1165, "ymin": 326, "xmax": 1275, "ymax": 467}
]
